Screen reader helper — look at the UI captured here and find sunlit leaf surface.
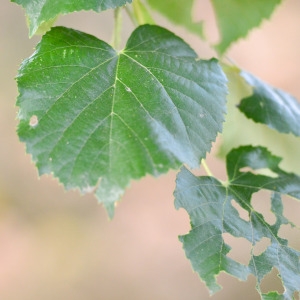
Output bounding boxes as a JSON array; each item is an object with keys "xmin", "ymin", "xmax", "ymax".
[
  {"xmin": 146, "ymin": 0, "xmax": 203, "ymax": 37},
  {"xmin": 211, "ymin": 0, "xmax": 281, "ymax": 54}
]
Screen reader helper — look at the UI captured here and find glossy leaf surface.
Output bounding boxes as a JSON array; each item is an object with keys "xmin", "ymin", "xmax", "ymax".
[
  {"xmin": 146, "ymin": 0, "xmax": 203, "ymax": 37},
  {"xmin": 211, "ymin": 0, "xmax": 281, "ymax": 54},
  {"xmin": 16, "ymin": 25, "xmax": 227, "ymax": 217},
  {"xmin": 239, "ymin": 72, "xmax": 300, "ymax": 136},
  {"xmin": 11, "ymin": 0, "xmax": 132, "ymax": 37},
  {"xmin": 175, "ymin": 146, "xmax": 300, "ymax": 298}
]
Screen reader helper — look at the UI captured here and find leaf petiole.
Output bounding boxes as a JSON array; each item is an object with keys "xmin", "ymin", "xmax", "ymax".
[
  {"xmin": 124, "ymin": 5, "xmax": 138, "ymax": 27},
  {"xmin": 201, "ymin": 159, "xmax": 213, "ymax": 177},
  {"xmin": 111, "ymin": 6, "xmax": 122, "ymax": 49}
]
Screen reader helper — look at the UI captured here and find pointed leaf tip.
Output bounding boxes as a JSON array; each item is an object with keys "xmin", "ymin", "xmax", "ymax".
[{"xmin": 212, "ymin": 0, "xmax": 281, "ymax": 54}]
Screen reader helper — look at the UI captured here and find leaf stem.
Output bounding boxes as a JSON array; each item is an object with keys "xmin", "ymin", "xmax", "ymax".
[
  {"xmin": 124, "ymin": 5, "xmax": 138, "ymax": 27},
  {"xmin": 201, "ymin": 159, "xmax": 213, "ymax": 177},
  {"xmin": 111, "ymin": 7, "xmax": 122, "ymax": 49}
]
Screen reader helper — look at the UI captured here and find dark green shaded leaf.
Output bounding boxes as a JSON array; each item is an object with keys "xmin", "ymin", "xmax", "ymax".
[
  {"xmin": 239, "ymin": 72, "xmax": 300, "ymax": 137},
  {"xmin": 146, "ymin": 0, "xmax": 203, "ymax": 37},
  {"xmin": 211, "ymin": 0, "xmax": 281, "ymax": 54},
  {"xmin": 11, "ymin": 0, "xmax": 132, "ymax": 37},
  {"xmin": 16, "ymin": 25, "xmax": 227, "ymax": 217},
  {"xmin": 175, "ymin": 145, "xmax": 300, "ymax": 298},
  {"xmin": 218, "ymin": 64, "xmax": 300, "ymax": 174}
]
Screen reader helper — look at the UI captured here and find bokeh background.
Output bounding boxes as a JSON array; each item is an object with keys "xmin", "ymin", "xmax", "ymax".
[{"xmin": 1, "ymin": 0, "xmax": 300, "ymax": 299}]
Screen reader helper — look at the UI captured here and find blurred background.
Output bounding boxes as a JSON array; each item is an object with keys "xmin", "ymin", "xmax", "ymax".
[{"xmin": 1, "ymin": 0, "xmax": 300, "ymax": 299}]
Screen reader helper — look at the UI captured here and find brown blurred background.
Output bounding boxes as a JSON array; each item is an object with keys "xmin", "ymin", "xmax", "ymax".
[{"xmin": 1, "ymin": 1, "xmax": 300, "ymax": 299}]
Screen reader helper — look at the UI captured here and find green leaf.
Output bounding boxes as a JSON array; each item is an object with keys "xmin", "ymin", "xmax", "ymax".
[
  {"xmin": 239, "ymin": 72, "xmax": 300, "ymax": 137},
  {"xmin": 211, "ymin": 0, "xmax": 281, "ymax": 54},
  {"xmin": 218, "ymin": 64, "xmax": 300, "ymax": 174},
  {"xmin": 11, "ymin": 0, "xmax": 132, "ymax": 37},
  {"xmin": 146, "ymin": 0, "xmax": 203, "ymax": 37},
  {"xmin": 175, "ymin": 145, "xmax": 300, "ymax": 298},
  {"xmin": 262, "ymin": 291, "xmax": 285, "ymax": 300},
  {"xmin": 133, "ymin": 0, "xmax": 155, "ymax": 25},
  {"xmin": 16, "ymin": 25, "xmax": 227, "ymax": 217}
]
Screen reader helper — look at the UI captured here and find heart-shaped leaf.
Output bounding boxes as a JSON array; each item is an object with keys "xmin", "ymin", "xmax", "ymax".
[
  {"xmin": 16, "ymin": 25, "xmax": 227, "ymax": 217},
  {"xmin": 175, "ymin": 145, "xmax": 300, "ymax": 298}
]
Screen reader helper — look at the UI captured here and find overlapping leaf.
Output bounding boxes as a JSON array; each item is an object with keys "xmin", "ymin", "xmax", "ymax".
[
  {"xmin": 16, "ymin": 24, "xmax": 227, "ymax": 217},
  {"xmin": 11, "ymin": 0, "xmax": 132, "ymax": 37},
  {"xmin": 211, "ymin": 0, "xmax": 281, "ymax": 54},
  {"xmin": 146, "ymin": 0, "xmax": 203, "ymax": 37},
  {"xmin": 175, "ymin": 146, "xmax": 300, "ymax": 298},
  {"xmin": 239, "ymin": 72, "xmax": 300, "ymax": 137},
  {"xmin": 218, "ymin": 65, "xmax": 300, "ymax": 174}
]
